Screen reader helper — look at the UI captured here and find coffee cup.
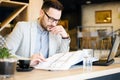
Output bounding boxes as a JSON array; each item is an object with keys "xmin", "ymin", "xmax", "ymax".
[{"xmin": 18, "ymin": 59, "xmax": 31, "ymax": 69}]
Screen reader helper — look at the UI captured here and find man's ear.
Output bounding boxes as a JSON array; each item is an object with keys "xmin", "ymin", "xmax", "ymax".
[{"xmin": 40, "ymin": 9, "xmax": 44, "ymax": 16}]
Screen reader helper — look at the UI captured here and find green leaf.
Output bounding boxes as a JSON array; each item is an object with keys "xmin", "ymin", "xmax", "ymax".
[{"xmin": 0, "ymin": 47, "xmax": 14, "ymax": 59}]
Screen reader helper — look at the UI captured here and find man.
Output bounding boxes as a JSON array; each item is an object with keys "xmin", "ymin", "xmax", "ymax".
[{"xmin": 5, "ymin": 0, "xmax": 70, "ymax": 66}]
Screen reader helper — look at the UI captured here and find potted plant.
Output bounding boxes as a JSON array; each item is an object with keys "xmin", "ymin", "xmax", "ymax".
[
  {"xmin": 0, "ymin": 36, "xmax": 17, "ymax": 78},
  {"xmin": 0, "ymin": 47, "xmax": 17, "ymax": 78}
]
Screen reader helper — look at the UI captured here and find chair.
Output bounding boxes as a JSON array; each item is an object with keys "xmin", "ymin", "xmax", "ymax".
[
  {"xmin": 90, "ymin": 31, "xmax": 99, "ymax": 49},
  {"xmin": 77, "ymin": 31, "xmax": 83, "ymax": 49},
  {"xmin": 81, "ymin": 31, "xmax": 91, "ymax": 49},
  {"xmin": 97, "ymin": 29, "xmax": 112, "ymax": 50},
  {"xmin": 79, "ymin": 30, "xmax": 99, "ymax": 49}
]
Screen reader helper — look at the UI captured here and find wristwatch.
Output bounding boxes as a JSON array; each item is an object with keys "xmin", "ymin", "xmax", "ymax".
[{"xmin": 62, "ymin": 34, "xmax": 70, "ymax": 39}]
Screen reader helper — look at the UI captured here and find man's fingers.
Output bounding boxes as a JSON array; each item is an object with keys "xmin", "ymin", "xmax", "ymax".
[
  {"xmin": 30, "ymin": 58, "xmax": 45, "ymax": 66},
  {"xmin": 39, "ymin": 54, "xmax": 47, "ymax": 61},
  {"xmin": 30, "ymin": 53, "xmax": 47, "ymax": 66}
]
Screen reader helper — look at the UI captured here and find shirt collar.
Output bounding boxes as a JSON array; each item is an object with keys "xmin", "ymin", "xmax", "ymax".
[{"xmin": 37, "ymin": 19, "xmax": 48, "ymax": 34}]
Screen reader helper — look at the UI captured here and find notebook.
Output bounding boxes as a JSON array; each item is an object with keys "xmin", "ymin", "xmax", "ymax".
[{"xmin": 93, "ymin": 35, "xmax": 120, "ymax": 66}]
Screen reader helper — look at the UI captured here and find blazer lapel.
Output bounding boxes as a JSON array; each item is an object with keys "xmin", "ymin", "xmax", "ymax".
[
  {"xmin": 49, "ymin": 33, "xmax": 59, "ymax": 57},
  {"xmin": 49, "ymin": 33, "xmax": 55, "ymax": 57},
  {"xmin": 30, "ymin": 24, "xmax": 37, "ymax": 56}
]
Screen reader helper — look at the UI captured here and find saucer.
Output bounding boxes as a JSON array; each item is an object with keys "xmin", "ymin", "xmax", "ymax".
[{"xmin": 16, "ymin": 67, "xmax": 34, "ymax": 72}]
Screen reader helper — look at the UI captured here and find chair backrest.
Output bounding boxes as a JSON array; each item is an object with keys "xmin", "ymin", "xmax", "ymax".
[
  {"xmin": 97, "ymin": 29, "xmax": 107, "ymax": 38},
  {"xmin": 82, "ymin": 31, "xmax": 90, "ymax": 38},
  {"xmin": 91, "ymin": 31, "xmax": 98, "ymax": 37},
  {"xmin": 77, "ymin": 32, "xmax": 83, "ymax": 38}
]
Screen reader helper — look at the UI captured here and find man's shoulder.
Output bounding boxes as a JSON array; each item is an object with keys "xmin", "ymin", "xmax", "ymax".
[
  {"xmin": 15, "ymin": 20, "xmax": 38, "ymax": 29},
  {"xmin": 17, "ymin": 20, "xmax": 37, "ymax": 25}
]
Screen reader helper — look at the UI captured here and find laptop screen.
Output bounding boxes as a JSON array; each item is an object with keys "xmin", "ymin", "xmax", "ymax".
[{"xmin": 107, "ymin": 35, "xmax": 120, "ymax": 61}]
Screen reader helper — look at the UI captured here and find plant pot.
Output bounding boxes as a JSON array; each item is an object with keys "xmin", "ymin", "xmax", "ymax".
[{"xmin": 0, "ymin": 59, "xmax": 17, "ymax": 77}]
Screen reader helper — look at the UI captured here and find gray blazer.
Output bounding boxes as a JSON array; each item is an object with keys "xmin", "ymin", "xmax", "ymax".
[{"xmin": 5, "ymin": 21, "xmax": 70, "ymax": 58}]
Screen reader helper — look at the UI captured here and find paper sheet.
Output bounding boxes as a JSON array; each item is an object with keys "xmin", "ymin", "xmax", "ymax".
[{"xmin": 34, "ymin": 50, "xmax": 98, "ymax": 70}]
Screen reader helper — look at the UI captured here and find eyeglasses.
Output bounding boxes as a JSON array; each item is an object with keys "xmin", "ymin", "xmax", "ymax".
[{"xmin": 44, "ymin": 11, "xmax": 60, "ymax": 24}]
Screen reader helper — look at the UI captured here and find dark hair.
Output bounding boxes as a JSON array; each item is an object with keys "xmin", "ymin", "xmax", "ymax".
[{"xmin": 42, "ymin": 0, "xmax": 63, "ymax": 11}]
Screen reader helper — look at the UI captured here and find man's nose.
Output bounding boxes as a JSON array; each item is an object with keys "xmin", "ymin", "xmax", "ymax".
[{"xmin": 51, "ymin": 21, "xmax": 57, "ymax": 26}]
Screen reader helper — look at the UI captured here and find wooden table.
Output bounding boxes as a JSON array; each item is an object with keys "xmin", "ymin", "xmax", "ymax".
[{"xmin": 13, "ymin": 58, "xmax": 120, "ymax": 80}]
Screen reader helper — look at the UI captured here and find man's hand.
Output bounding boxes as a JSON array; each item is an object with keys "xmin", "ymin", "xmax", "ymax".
[
  {"xmin": 50, "ymin": 25, "xmax": 69, "ymax": 38},
  {"xmin": 30, "ymin": 54, "xmax": 46, "ymax": 66}
]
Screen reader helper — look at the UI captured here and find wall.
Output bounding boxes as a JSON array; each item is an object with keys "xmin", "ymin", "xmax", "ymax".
[
  {"xmin": 82, "ymin": 2, "xmax": 120, "ymax": 31},
  {"xmin": 27, "ymin": 0, "xmax": 43, "ymax": 21}
]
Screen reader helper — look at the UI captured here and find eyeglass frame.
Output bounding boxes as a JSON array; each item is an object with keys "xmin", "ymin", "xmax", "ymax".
[{"xmin": 44, "ymin": 11, "xmax": 60, "ymax": 24}]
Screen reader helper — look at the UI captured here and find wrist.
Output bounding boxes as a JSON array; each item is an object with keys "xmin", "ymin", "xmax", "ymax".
[{"xmin": 62, "ymin": 33, "xmax": 70, "ymax": 39}]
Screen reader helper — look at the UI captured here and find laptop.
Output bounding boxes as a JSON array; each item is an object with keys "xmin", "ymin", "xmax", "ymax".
[{"xmin": 93, "ymin": 35, "xmax": 120, "ymax": 66}]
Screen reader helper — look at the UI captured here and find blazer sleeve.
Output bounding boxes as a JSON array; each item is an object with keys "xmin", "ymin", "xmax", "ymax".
[
  {"xmin": 5, "ymin": 22, "xmax": 25, "ymax": 55},
  {"xmin": 49, "ymin": 33, "xmax": 70, "ymax": 57},
  {"xmin": 58, "ymin": 38, "xmax": 70, "ymax": 53}
]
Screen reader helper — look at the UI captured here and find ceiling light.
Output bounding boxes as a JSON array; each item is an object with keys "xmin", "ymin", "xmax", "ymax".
[{"xmin": 86, "ymin": 0, "xmax": 91, "ymax": 4}]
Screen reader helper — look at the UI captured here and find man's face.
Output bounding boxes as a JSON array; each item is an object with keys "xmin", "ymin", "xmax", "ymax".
[{"xmin": 40, "ymin": 8, "xmax": 62, "ymax": 31}]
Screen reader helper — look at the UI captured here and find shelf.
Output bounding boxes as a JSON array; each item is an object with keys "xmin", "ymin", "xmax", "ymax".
[{"xmin": 0, "ymin": 0, "xmax": 28, "ymax": 32}]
